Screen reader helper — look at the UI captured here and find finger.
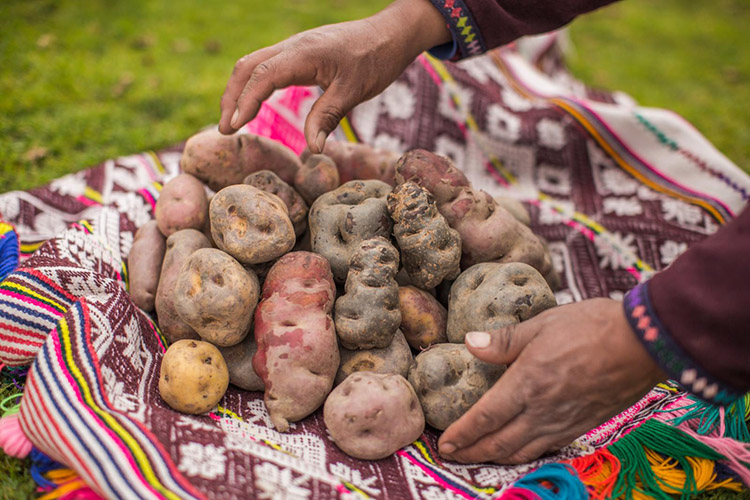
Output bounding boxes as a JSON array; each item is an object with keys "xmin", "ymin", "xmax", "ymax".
[
  {"xmin": 441, "ymin": 413, "xmax": 535, "ymax": 464},
  {"xmin": 219, "ymin": 46, "xmax": 280, "ymax": 134},
  {"xmin": 494, "ymin": 435, "xmax": 563, "ymax": 465},
  {"xmin": 464, "ymin": 319, "xmax": 540, "ymax": 366},
  {"xmin": 303, "ymin": 81, "xmax": 360, "ymax": 153},
  {"xmin": 232, "ymin": 53, "xmax": 319, "ymax": 133},
  {"xmin": 438, "ymin": 367, "xmax": 526, "ymax": 456}
]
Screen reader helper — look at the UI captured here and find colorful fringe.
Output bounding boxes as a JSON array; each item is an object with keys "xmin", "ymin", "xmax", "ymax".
[{"xmin": 0, "ymin": 222, "xmax": 20, "ymax": 282}]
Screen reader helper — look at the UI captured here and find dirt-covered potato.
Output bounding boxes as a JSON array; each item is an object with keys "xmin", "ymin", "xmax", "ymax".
[
  {"xmin": 295, "ymin": 153, "xmax": 340, "ymax": 205},
  {"xmin": 324, "ymin": 372, "xmax": 424, "ymax": 460},
  {"xmin": 210, "ymin": 184, "xmax": 295, "ymax": 265},
  {"xmin": 155, "ymin": 173, "xmax": 208, "ymax": 237},
  {"xmin": 316, "ymin": 140, "xmax": 401, "ymax": 186},
  {"xmin": 309, "ymin": 180, "xmax": 393, "ymax": 282},
  {"xmin": 174, "ymin": 248, "xmax": 259, "ymax": 347},
  {"xmin": 399, "ymin": 286, "xmax": 448, "ymax": 350},
  {"xmin": 447, "ymin": 262, "xmax": 556, "ymax": 343},
  {"xmin": 253, "ymin": 252, "xmax": 339, "ymax": 431},
  {"xmin": 335, "ymin": 329, "xmax": 412, "ymax": 385},
  {"xmin": 396, "ymin": 150, "xmax": 551, "ymax": 276},
  {"xmin": 388, "ymin": 181, "xmax": 461, "ymax": 289},
  {"xmin": 408, "ymin": 344, "xmax": 505, "ymax": 430},
  {"xmin": 244, "ymin": 170, "xmax": 308, "ymax": 237},
  {"xmin": 128, "ymin": 221, "xmax": 166, "ymax": 312},
  {"xmin": 181, "ymin": 129, "xmax": 300, "ymax": 191},
  {"xmin": 159, "ymin": 339, "xmax": 229, "ymax": 414},
  {"xmin": 494, "ymin": 196, "xmax": 531, "ymax": 227},
  {"xmin": 335, "ymin": 238, "xmax": 401, "ymax": 350},
  {"xmin": 155, "ymin": 229, "xmax": 211, "ymax": 343},
  {"xmin": 218, "ymin": 333, "xmax": 264, "ymax": 392}
]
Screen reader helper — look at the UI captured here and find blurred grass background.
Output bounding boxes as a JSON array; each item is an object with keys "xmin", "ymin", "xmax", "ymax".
[{"xmin": 0, "ymin": 0, "xmax": 748, "ymax": 497}]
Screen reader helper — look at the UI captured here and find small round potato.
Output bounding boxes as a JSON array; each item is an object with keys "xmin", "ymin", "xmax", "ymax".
[
  {"xmin": 335, "ymin": 329, "xmax": 412, "ymax": 385},
  {"xmin": 244, "ymin": 170, "xmax": 308, "ymax": 237},
  {"xmin": 218, "ymin": 333, "xmax": 264, "ymax": 392},
  {"xmin": 398, "ymin": 286, "xmax": 448, "ymax": 350},
  {"xmin": 174, "ymin": 248, "xmax": 259, "ymax": 347},
  {"xmin": 155, "ymin": 173, "xmax": 209, "ymax": 237},
  {"xmin": 159, "ymin": 339, "xmax": 229, "ymax": 414},
  {"xmin": 324, "ymin": 372, "xmax": 424, "ymax": 460},
  {"xmin": 210, "ymin": 184, "xmax": 296, "ymax": 264},
  {"xmin": 408, "ymin": 344, "xmax": 505, "ymax": 430},
  {"xmin": 295, "ymin": 153, "xmax": 340, "ymax": 205}
]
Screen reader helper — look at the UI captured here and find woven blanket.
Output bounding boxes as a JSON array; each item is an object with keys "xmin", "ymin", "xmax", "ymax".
[{"xmin": 1, "ymin": 35, "xmax": 749, "ymax": 499}]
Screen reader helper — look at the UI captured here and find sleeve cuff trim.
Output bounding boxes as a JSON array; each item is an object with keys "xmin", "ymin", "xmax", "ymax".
[{"xmin": 428, "ymin": 0, "xmax": 486, "ymax": 59}]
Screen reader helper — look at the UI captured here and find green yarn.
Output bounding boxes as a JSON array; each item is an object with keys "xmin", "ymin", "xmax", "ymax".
[
  {"xmin": 669, "ymin": 395, "xmax": 750, "ymax": 442},
  {"xmin": 0, "ymin": 393, "xmax": 22, "ymax": 417},
  {"xmin": 609, "ymin": 419, "xmax": 728, "ymax": 500}
]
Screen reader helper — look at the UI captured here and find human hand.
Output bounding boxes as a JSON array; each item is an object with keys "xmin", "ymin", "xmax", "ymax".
[
  {"xmin": 438, "ymin": 298, "xmax": 666, "ymax": 464},
  {"xmin": 219, "ymin": 0, "xmax": 451, "ymax": 152}
]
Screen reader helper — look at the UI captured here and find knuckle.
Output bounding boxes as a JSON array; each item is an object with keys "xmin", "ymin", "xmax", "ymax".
[
  {"xmin": 505, "ymin": 449, "xmax": 537, "ymax": 465},
  {"xmin": 232, "ymin": 55, "xmax": 252, "ymax": 75},
  {"xmin": 317, "ymin": 106, "xmax": 344, "ymax": 128},
  {"xmin": 252, "ymin": 62, "xmax": 273, "ymax": 80}
]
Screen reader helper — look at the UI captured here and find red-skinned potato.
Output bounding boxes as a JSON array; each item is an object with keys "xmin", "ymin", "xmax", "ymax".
[
  {"xmin": 181, "ymin": 129, "xmax": 300, "ymax": 191},
  {"xmin": 210, "ymin": 184, "xmax": 295, "ymax": 265},
  {"xmin": 244, "ymin": 170, "xmax": 308, "ymax": 237},
  {"xmin": 324, "ymin": 372, "xmax": 424, "ymax": 460},
  {"xmin": 294, "ymin": 153, "xmax": 340, "ymax": 205},
  {"xmin": 252, "ymin": 252, "xmax": 339, "ymax": 431},
  {"xmin": 155, "ymin": 229, "xmax": 211, "ymax": 343},
  {"xmin": 128, "ymin": 221, "xmax": 166, "ymax": 312},
  {"xmin": 159, "ymin": 339, "xmax": 229, "ymax": 415},
  {"xmin": 398, "ymin": 286, "xmax": 448, "ymax": 350},
  {"xmin": 174, "ymin": 248, "xmax": 259, "ymax": 347},
  {"xmin": 155, "ymin": 173, "xmax": 208, "ymax": 237}
]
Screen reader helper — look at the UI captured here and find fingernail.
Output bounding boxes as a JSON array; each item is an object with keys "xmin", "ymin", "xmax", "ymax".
[
  {"xmin": 230, "ymin": 108, "xmax": 240, "ymax": 128},
  {"xmin": 315, "ymin": 131, "xmax": 327, "ymax": 153},
  {"xmin": 441, "ymin": 443, "xmax": 456, "ymax": 455},
  {"xmin": 466, "ymin": 331, "xmax": 491, "ymax": 349}
]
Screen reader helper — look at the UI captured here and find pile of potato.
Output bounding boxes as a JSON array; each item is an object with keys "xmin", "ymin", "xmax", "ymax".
[{"xmin": 128, "ymin": 129, "xmax": 558, "ymax": 461}]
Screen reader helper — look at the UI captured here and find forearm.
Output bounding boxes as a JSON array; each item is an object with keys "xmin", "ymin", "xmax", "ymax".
[
  {"xmin": 427, "ymin": 0, "xmax": 620, "ymax": 59},
  {"xmin": 624, "ymin": 205, "xmax": 750, "ymax": 404}
]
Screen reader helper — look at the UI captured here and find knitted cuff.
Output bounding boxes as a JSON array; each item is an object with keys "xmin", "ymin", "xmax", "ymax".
[
  {"xmin": 623, "ymin": 282, "xmax": 744, "ymax": 405},
  {"xmin": 427, "ymin": 0, "xmax": 486, "ymax": 60}
]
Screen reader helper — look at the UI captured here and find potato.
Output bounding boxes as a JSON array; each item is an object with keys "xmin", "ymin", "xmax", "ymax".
[
  {"xmin": 494, "ymin": 196, "xmax": 531, "ymax": 227},
  {"xmin": 244, "ymin": 170, "xmax": 308, "ymax": 237},
  {"xmin": 174, "ymin": 248, "xmax": 259, "ymax": 347},
  {"xmin": 396, "ymin": 150, "xmax": 552, "ymax": 275},
  {"xmin": 210, "ymin": 184, "xmax": 295, "ymax": 265},
  {"xmin": 398, "ymin": 286, "xmax": 448, "ymax": 350},
  {"xmin": 181, "ymin": 129, "xmax": 300, "ymax": 191},
  {"xmin": 155, "ymin": 173, "xmax": 208, "ymax": 237},
  {"xmin": 335, "ymin": 329, "xmax": 412, "ymax": 385},
  {"xmin": 447, "ymin": 262, "xmax": 556, "ymax": 343},
  {"xmin": 316, "ymin": 140, "xmax": 400, "ymax": 186},
  {"xmin": 324, "ymin": 372, "xmax": 424, "ymax": 460},
  {"xmin": 253, "ymin": 252, "xmax": 339, "ymax": 431},
  {"xmin": 408, "ymin": 344, "xmax": 504, "ymax": 430},
  {"xmin": 159, "ymin": 339, "xmax": 229, "ymax": 414},
  {"xmin": 128, "ymin": 221, "xmax": 166, "ymax": 312},
  {"xmin": 155, "ymin": 229, "xmax": 211, "ymax": 343},
  {"xmin": 294, "ymin": 153, "xmax": 340, "ymax": 205},
  {"xmin": 218, "ymin": 333, "xmax": 264, "ymax": 392},
  {"xmin": 309, "ymin": 180, "xmax": 393, "ymax": 282},
  {"xmin": 388, "ymin": 181, "xmax": 461, "ymax": 289},
  {"xmin": 334, "ymin": 238, "xmax": 401, "ymax": 350}
]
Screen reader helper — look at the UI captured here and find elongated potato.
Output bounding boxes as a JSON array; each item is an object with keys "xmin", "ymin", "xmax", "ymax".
[
  {"xmin": 128, "ymin": 221, "xmax": 166, "ymax": 312},
  {"xmin": 174, "ymin": 248, "xmax": 259, "ymax": 347},
  {"xmin": 181, "ymin": 129, "xmax": 300, "ymax": 191},
  {"xmin": 324, "ymin": 372, "xmax": 424, "ymax": 459},
  {"xmin": 253, "ymin": 252, "xmax": 339, "ymax": 431},
  {"xmin": 155, "ymin": 229, "xmax": 211, "ymax": 343},
  {"xmin": 155, "ymin": 173, "xmax": 208, "ymax": 237},
  {"xmin": 398, "ymin": 286, "xmax": 448, "ymax": 350}
]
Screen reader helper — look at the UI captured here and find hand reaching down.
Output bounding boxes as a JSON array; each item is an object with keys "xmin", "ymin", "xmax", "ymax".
[{"xmin": 438, "ymin": 298, "xmax": 667, "ymax": 465}]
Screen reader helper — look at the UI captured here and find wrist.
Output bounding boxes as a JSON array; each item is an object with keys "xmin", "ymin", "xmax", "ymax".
[{"xmin": 378, "ymin": 0, "xmax": 452, "ymax": 56}]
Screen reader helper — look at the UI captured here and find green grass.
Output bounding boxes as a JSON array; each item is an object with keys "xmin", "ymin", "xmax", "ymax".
[{"xmin": 0, "ymin": 0, "xmax": 749, "ymax": 498}]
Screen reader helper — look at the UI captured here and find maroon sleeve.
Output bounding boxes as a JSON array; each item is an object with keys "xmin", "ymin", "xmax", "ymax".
[
  {"xmin": 623, "ymin": 204, "xmax": 750, "ymax": 404},
  {"xmin": 427, "ymin": 0, "xmax": 619, "ymax": 59}
]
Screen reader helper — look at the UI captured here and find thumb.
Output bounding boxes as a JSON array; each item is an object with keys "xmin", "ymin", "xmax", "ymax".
[
  {"xmin": 464, "ymin": 321, "xmax": 539, "ymax": 365},
  {"xmin": 304, "ymin": 81, "xmax": 359, "ymax": 153}
]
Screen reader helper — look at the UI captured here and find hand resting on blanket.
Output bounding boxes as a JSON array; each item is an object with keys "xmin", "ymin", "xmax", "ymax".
[{"xmin": 438, "ymin": 299, "xmax": 667, "ymax": 464}]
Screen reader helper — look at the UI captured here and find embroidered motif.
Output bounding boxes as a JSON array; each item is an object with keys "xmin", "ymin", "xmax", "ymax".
[{"xmin": 428, "ymin": 0, "xmax": 486, "ymax": 58}]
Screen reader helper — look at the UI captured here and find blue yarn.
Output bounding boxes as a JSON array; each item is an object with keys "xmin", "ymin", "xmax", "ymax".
[
  {"xmin": 29, "ymin": 447, "xmax": 66, "ymax": 489},
  {"xmin": 0, "ymin": 225, "xmax": 20, "ymax": 281},
  {"xmin": 514, "ymin": 463, "xmax": 588, "ymax": 500}
]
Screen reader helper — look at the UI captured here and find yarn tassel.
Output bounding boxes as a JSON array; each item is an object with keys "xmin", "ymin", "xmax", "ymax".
[
  {"xmin": 0, "ymin": 222, "xmax": 20, "ymax": 282},
  {"xmin": 565, "ymin": 448, "xmax": 620, "ymax": 499},
  {"xmin": 499, "ymin": 487, "xmax": 542, "ymax": 499},
  {"xmin": 664, "ymin": 395, "xmax": 750, "ymax": 442},
  {"xmin": 30, "ymin": 448, "xmax": 103, "ymax": 499},
  {"xmin": 511, "ymin": 463, "xmax": 588, "ymax": 499},
  {"xmin": 0, "ymin": 392, "xmax": 32, "ymax": 458}
]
